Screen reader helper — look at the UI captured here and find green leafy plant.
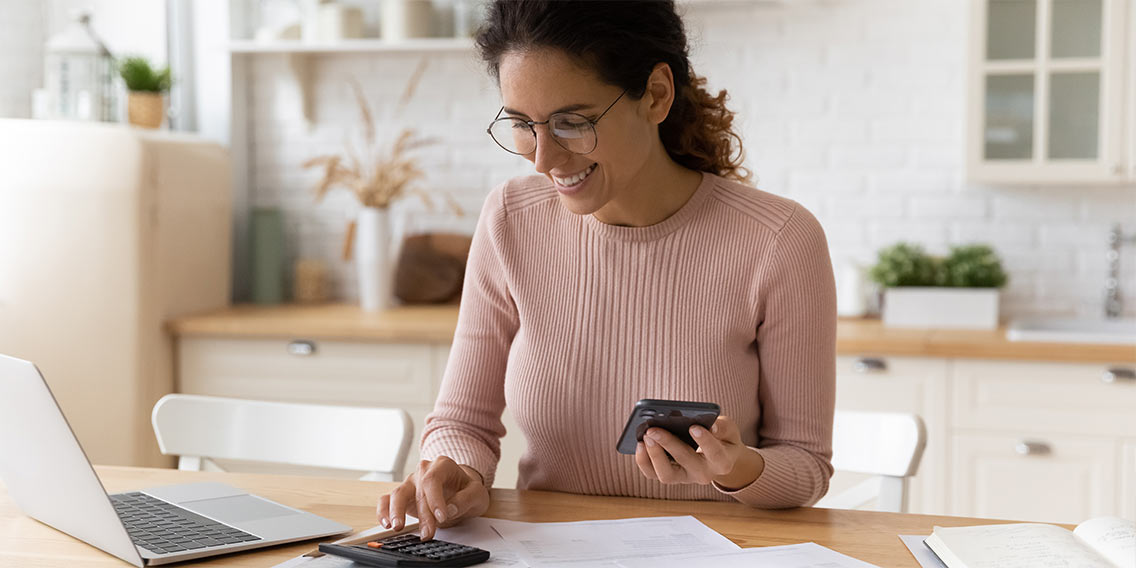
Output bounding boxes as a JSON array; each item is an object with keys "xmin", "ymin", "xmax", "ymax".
[
  {"xmin": 119, "ymin": 56, "xmax": 171, "ymax": 93},
  {"xmin": 868, "ymin": 242, "xmax": 1008, "ymax": 288},
  {"xmin": 938, "ymin": 244, "xmax": 1008, "ymax": 288},
  {"xmin": 868, "ymin": 242, "xmax": 940, "ymax": 287}
]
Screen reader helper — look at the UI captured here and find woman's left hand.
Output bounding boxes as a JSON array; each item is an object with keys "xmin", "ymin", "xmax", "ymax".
[{"xmin": 634, "ymin": 416, "xmax": 764, "ymax": 490}]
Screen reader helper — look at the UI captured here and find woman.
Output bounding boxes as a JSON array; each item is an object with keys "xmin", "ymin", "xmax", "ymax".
[{"xmin": 380, "ymin": 0, "xmax": 837, "ymax": 540}]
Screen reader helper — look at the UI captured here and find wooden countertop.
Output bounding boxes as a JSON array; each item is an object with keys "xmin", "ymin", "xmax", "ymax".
[{"xmin": 168, "ymin": 303, "xmax": 1136, "ymax": 363}]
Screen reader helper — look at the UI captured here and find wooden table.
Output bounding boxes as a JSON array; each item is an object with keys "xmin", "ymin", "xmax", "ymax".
[{"xmin": 0, "ymin": 466, "xmax": 1043, "ymax": 567}]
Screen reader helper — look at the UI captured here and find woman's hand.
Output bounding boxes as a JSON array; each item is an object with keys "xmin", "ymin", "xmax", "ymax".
[
  {"xmin": 377, "ymin": 456, "xmax": 491, "ymax": 541},
  {"xmin": 634, "ymin": 416, "xmax": 765, "ymax": 490}
]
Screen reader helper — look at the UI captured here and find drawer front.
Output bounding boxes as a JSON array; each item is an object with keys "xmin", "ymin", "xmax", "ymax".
[
  {"xmin": 953, "ymin": 360, "xmax": 1136, "ymax": 436},
  {"xmin": 179, "ymin": 337, "xmax": 438, "ymax": 406},
  {"xmin": 950, "ymin": 432, "xmax": 1118, "ymax": 523}
]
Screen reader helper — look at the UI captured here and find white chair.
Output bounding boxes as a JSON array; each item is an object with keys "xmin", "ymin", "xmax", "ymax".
[
  {"xmin": 152, "ymin": 394, "xmax": 413, "ymax": 482},
  {"xmin": 815, "ymin": 410, "xmax": 927, "ymax": 513}
]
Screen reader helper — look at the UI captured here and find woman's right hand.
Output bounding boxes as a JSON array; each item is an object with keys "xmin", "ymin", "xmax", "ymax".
[{"xmin": 377, "ymin": 456, "xmax": 491, "ymax": 541}]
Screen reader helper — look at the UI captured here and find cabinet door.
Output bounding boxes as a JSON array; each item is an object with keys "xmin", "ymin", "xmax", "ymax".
[
  {"xmin": 1123, "ymin": 441, "xmax": 1136, "ymax": 520},
  {"xmin": 833, "ymin": 355, "xmax": 949, "ymax": 514},
  {"xmin": 951, "ymin": 432, "xmax": 1117, "ymax": 523},
  {"xmin": 967, "ymin": 0, "xmax": 1129, "ymax": 183},
  {"xmin": 952, "ymin": 359, "xmax": 1136, "ymax": 437}
]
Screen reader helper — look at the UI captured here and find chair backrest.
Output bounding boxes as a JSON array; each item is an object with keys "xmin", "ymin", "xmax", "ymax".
[
  {"xmin": 151, "ymin": 394, "xmax": 413, "ymax": 482},
  {"xmin": 815, "ymin": 410, "xmax": 927, "ymax": 513}
]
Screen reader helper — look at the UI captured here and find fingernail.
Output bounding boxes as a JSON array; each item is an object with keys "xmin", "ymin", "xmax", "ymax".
[
  {"xmin": 691, "ymin": 426, "xmax": 704, "ymax": 437},
  {"xmin": 393, "ymin": 519, "xmax": 403, "ymax": 530},
  {"xmin": 434, "ymin": 508, "xmax": 446, "ymax": 523},
  {"xmin": 712, "ymin": 423, "xmax": 720, "ymax": 434},
  {"xmin": 447, "ymin": 504, "xmax": 458, "ymax": 517},
  {"xmin": 380, "ymin": 518, "xmax": 390, "ymax": 529},
  {"xmin": 645, "ymin": 437, "xmax": 657, "ymax": 447}
]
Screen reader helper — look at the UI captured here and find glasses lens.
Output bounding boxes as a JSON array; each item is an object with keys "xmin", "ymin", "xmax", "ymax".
[
  {"xmin": 550, "ymin": 113, "xmax": 596, "ymax": 153},
  {"xmin": 489, "ymin": 118, "xmax": 534, "ymax": 154}
]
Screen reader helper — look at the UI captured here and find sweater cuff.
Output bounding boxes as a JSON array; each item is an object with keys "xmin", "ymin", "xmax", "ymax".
[
  {"xmin": 420, "ymin": 433, "xmax": 499, "ymax": 488},
  {"xmin": 712, "ymin": 446, "xmax": 813, "ymax": 508}
]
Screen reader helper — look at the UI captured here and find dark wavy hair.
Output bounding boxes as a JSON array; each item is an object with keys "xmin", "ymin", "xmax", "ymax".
[{"xmin": 475, "ymin": 0, "xmax": 750, "ymax": 182}]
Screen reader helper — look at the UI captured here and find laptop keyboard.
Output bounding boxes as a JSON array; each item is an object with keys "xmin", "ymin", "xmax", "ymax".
[{"xmin": 110, "ymin": 492, "xmax": 262, "ymax": 555}]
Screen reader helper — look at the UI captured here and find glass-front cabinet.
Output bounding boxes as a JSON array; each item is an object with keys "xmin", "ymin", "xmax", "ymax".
[{"xmin": 967, "ymin": 0, "xmax": 1132, "ymax": 183}]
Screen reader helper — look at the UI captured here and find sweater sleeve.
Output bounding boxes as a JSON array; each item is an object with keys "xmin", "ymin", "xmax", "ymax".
[
  {"xmin": 419, "ymin": 186, "xmax": 518, "ymax": 488},
  {"xmin": 716, "ymin": 204, "xmax": 837, "ymax": 508}
]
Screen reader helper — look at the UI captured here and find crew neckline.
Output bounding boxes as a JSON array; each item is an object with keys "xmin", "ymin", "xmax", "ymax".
[{"xmin": 582, "ymin": 171, "xmax": 717, "ymax": 242}]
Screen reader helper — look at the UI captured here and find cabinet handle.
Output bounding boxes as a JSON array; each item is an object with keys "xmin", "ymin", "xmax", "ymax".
[
  {"xmin": 1015, "ymin": 440, "xmax": 1051, "ymax": 456},
  {"xmin": 287, "ymin": 340, "xmax": 318, "ymax": 356},
  {"xmin": 1101, "ymin": 367, "xmax": 1136, "ymax": 384},
  {"xmin": 853, "ymin": 357, "xmax": 888, "ymax": 373}
]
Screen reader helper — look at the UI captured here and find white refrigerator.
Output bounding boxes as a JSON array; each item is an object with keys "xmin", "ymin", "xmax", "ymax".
[{"xmin": 0, "ymin": 119, "xmax": 232, "ymax": 467}]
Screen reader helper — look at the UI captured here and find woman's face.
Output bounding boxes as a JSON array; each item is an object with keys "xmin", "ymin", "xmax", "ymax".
[{"xmin": 497, "ymin": 48, "xmax": 655, "ymax": 216}]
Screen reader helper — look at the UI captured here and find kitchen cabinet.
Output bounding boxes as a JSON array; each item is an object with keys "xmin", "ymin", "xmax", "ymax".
[
  {"xmin": 1122, "ymin": 441, "xmax": 1136, "ymax": 519},
  {"xmin": 177, "ymin": 337, "xmax": 526, "ymax": 488},
  {"xmin": 833, "ymin": 355, "xmax": 949, "ymax": 514},
  {"xmin": 949, "ymin": 359, "xmax": 1136, "ymax": 522},
  {"xmin": 966, "ymin": 0, "xmax": 1133, "ymax": 183},
  {"xmin": 951, "ymin": 432, "xmax": 1117, "ymax": 523}
]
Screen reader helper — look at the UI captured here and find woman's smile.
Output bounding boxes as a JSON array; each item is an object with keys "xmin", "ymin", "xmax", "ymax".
[{"xmin": 551, "ymin": 163, "xmax": 598, "ymax": 194}]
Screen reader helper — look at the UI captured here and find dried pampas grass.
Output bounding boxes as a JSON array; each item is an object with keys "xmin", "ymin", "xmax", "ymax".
[{"xmin": 303, "ymin": 59, "xmax": 461, "ymax": 215}]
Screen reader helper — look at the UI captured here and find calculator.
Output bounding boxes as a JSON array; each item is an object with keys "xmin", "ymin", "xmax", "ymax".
[{"xmin": 318, "ymin": 533, "xmax": 490, "ymax": 567}]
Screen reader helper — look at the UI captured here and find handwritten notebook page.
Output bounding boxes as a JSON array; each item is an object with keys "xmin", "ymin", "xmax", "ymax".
[
  {"xmin": 930, "ymin": 523, "xmax": 1114, "ymax": 568},
  {"xmin": 1073, "ymin": 517, "xmax": 1136, "ymax": 568}
]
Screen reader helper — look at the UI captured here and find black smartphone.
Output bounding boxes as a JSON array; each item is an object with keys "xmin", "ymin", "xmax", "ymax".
[{"xmin": 615, "ymin": 399, "xmax": 721, "ymax": 455}]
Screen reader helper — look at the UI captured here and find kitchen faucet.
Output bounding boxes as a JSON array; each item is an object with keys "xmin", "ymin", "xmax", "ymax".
[{"xmin": 1104, "ymin": 223, "xmax": 1136, "ymax": 319}]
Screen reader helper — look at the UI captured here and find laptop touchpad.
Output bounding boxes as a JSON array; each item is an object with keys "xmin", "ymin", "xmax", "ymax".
[{"xmin": 182, "ymin": 495, "xmax": 298, "ymax": 523}]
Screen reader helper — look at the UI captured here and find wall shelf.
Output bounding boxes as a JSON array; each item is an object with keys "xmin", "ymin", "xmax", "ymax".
[
  {"xmin": 227, "ymin": 38, "xmax": 474, "ymax": 54},
  {"xmin": 228, "ymin": 38, "xmax": 474, "ymax": 127}
]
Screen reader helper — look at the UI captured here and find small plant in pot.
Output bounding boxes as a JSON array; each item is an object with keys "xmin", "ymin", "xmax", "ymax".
[
  {"xmin": 869, "ymin": 242, "xmax": 1009, "ymax": 329},
  {"xmin": 119, "ymin": 56, "xmax": 171, "ymax": 129}
]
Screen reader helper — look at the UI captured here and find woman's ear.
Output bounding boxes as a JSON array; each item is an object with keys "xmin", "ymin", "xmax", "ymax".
[{"xmin": 642, "ymin": 62, "xmax": 676, "ymax": 125}]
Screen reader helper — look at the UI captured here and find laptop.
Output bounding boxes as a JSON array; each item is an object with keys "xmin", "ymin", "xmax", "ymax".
[{"xmin": 0, "ymin": 354, "xmax": 352, "ymax": 566}]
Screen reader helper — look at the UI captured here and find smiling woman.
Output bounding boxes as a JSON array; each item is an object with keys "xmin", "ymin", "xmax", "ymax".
[{"xmin": 378, "ymin": 0, "xmax": 838, "ymax": 541}]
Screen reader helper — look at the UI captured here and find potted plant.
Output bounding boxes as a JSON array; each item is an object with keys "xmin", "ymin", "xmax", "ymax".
[
  {"xmin": 119, "ymin": 56, "xmax": 171, "ymax": 128},
  {"xmin": 869, "ymin": 242, "xmax": 1008, "ymax": 329}
]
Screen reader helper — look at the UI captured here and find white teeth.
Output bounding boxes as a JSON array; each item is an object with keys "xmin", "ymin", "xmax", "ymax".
[{"xmin": 554, "ymin": 164, "xmax": 596, "ymax": 187}]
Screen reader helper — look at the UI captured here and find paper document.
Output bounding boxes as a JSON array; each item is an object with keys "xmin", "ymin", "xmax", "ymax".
[
  {"xmin": 485, "ymin": 515, "xmax": 739, "ymax": 567},
  {"xmin": 899, "ymin": 535, "xmax": 947, "ymax": 568},
  {"xmin": 274, "ymin": 515, "xmax": 737, "ymax": 568},
  {"xmin": 615, "ymin": 542, "xmax": 879, "ymax": 568}
]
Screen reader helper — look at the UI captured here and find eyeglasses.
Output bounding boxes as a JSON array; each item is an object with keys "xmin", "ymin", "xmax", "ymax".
[{"xmin": 486, "ymin": 90, "xmax": 627, "ymax": 156}]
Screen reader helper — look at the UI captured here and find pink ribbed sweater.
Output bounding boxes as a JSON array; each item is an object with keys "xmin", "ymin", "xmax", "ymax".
[{"xmin": 420, "ymin": 172, "xmax": 837, "ymax": 508}]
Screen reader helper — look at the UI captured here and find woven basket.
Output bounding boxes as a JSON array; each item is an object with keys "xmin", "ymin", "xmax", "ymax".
[{"xmin": 127, "ymin": 92, "xmax": 164, "ymax": 129}]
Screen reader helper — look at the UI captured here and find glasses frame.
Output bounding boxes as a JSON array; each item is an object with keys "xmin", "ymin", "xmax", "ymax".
[{"xmin": 486, "ymin": 89, "xmax": 628, "ymax": 156}]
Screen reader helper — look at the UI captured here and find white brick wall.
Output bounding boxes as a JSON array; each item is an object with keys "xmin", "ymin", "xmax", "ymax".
[
  {"xmin": 0, "ymin": 0, "xmax": 44, "ymax": 118},
  {"xmin": 243, "ymin": 0, "xmax": 1136, "ymax": 318}
]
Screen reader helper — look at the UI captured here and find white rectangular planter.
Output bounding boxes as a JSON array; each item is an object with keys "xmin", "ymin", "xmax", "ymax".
[{"xmin": 882, "ymin": 287, "xmax": 1000, "ymax": 329}]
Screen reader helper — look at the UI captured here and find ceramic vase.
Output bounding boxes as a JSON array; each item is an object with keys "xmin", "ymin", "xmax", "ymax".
[{"xmin": 356, "ymin": 207, "xmax": 394, "ymax": 311}]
